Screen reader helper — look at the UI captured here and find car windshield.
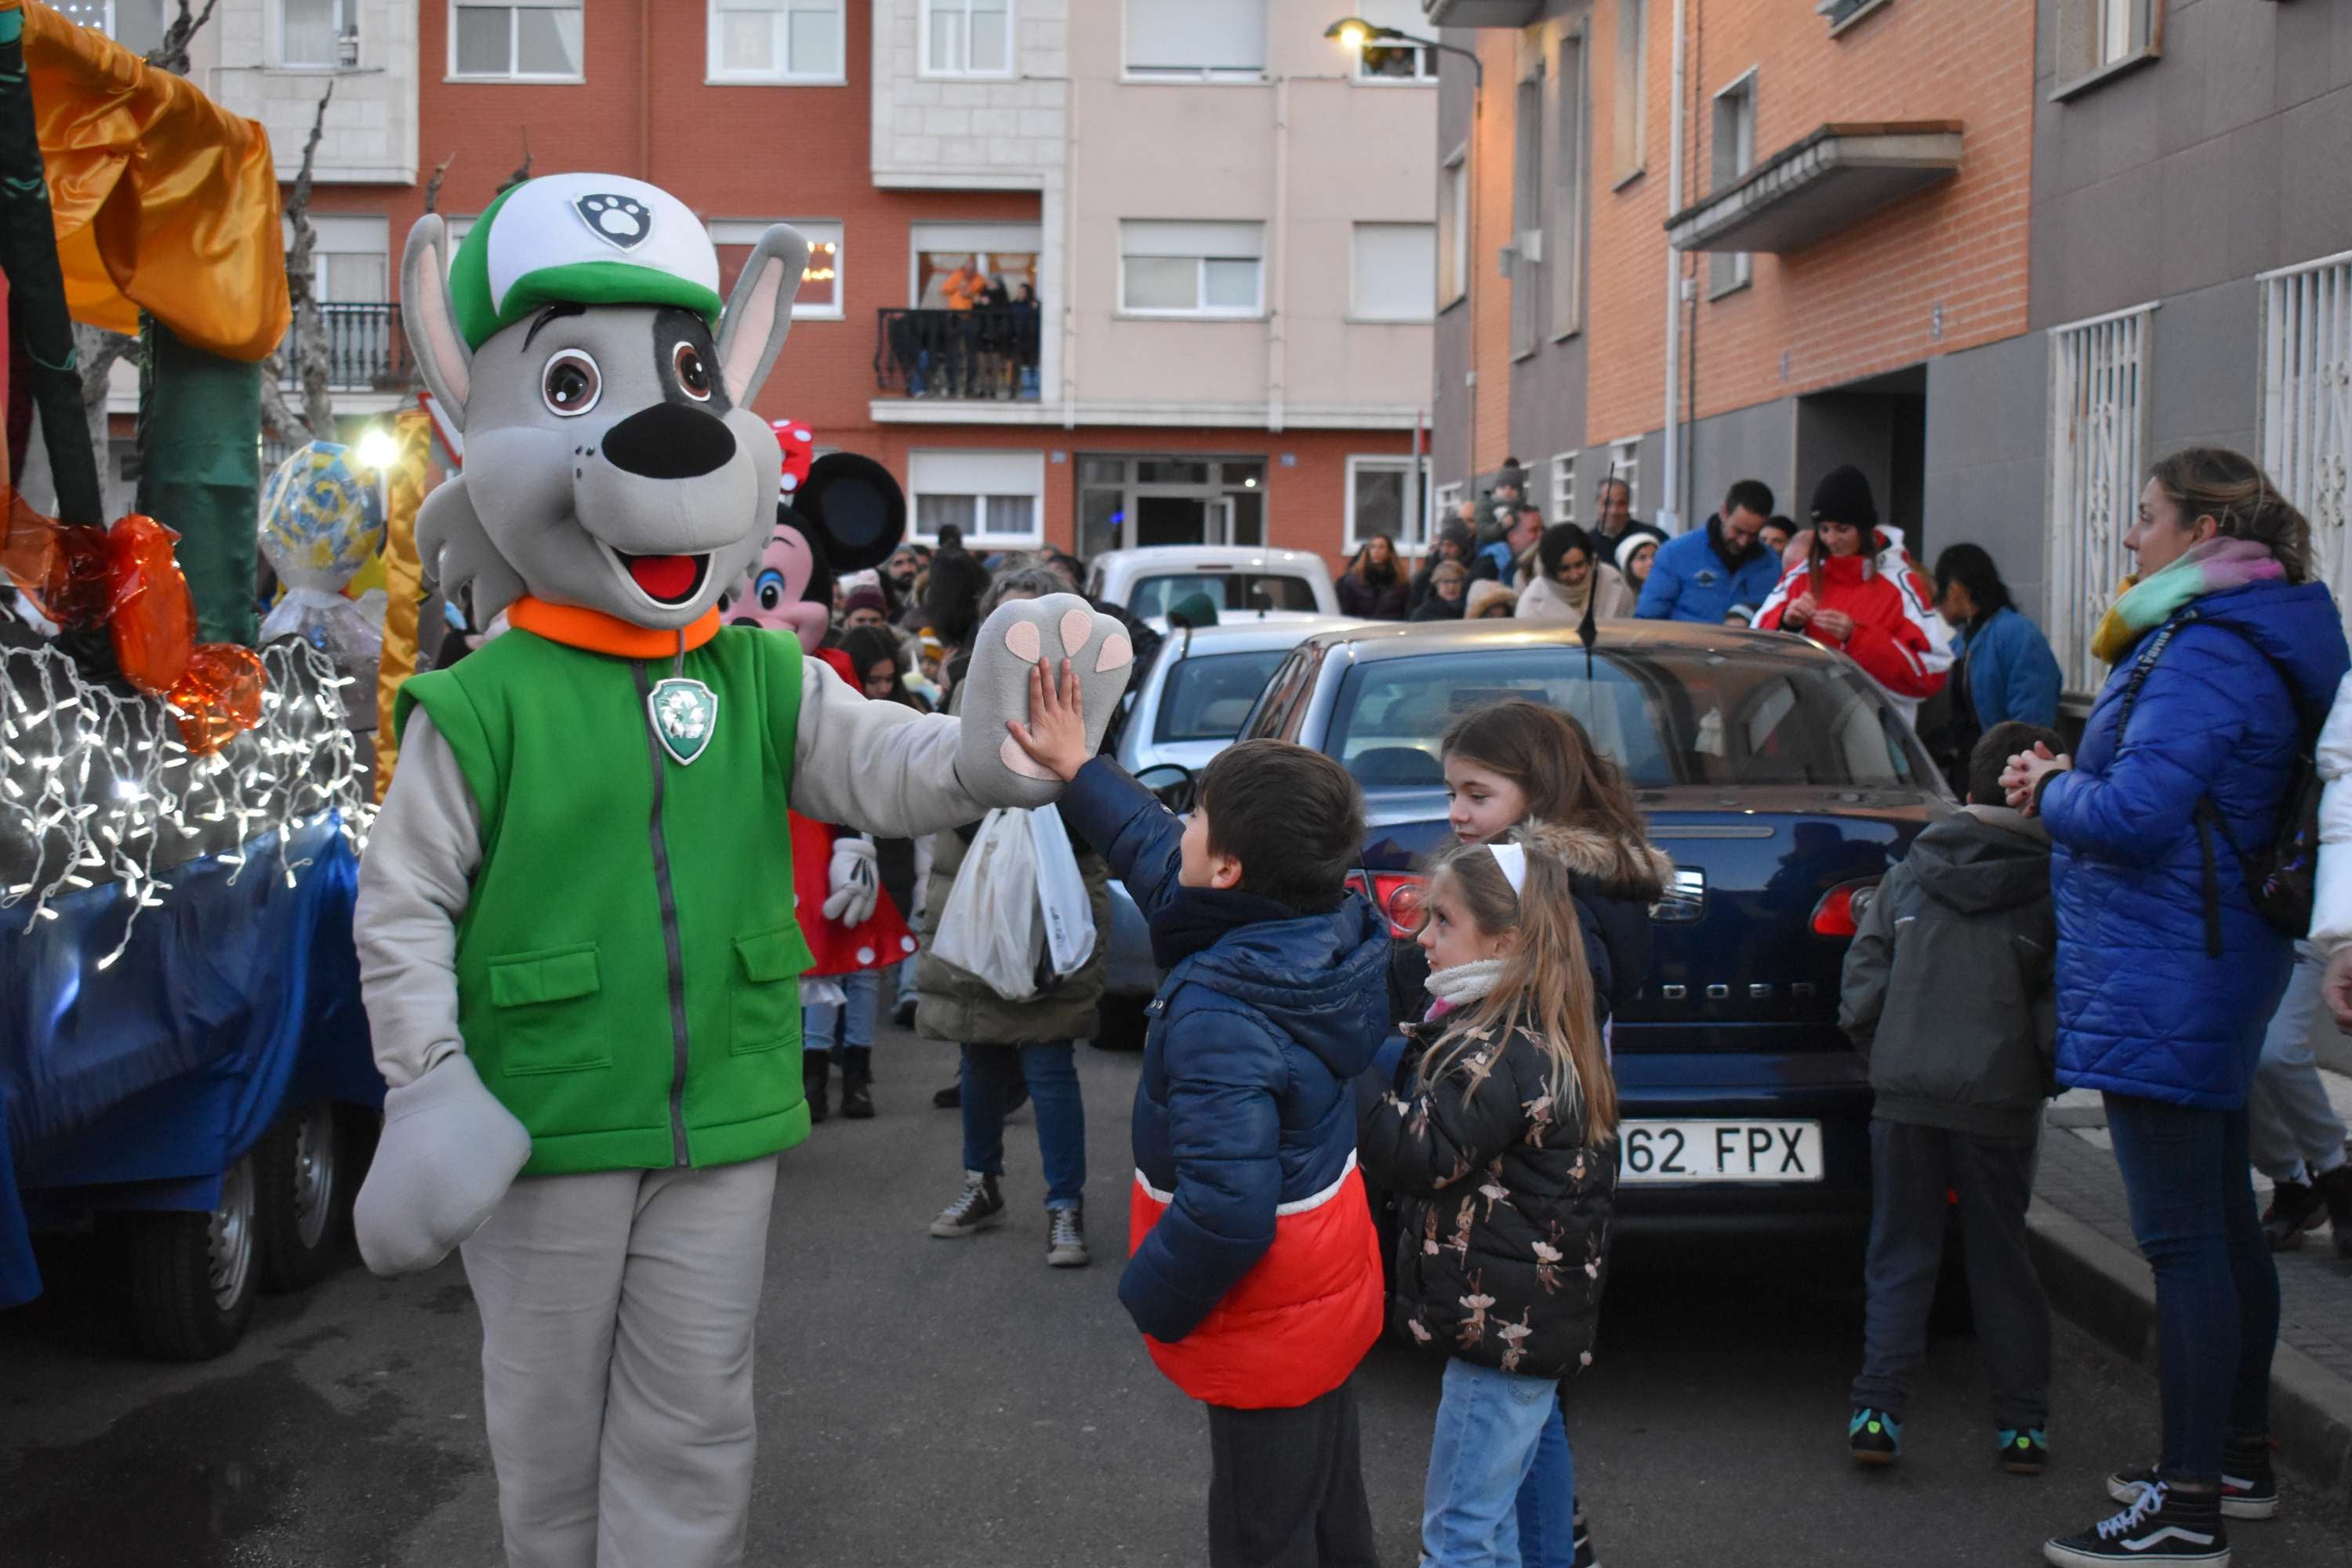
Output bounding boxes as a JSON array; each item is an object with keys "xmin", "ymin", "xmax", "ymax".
[
  {"xmin": 1154, "ymin": 650, "xmax": 1290, "ymax": 743},
  {"xmin": 1324, "ymin": 646, "xmax": 1929, "ymax": 790},
  {"xmin": 1128, "ymin": 572, "xmax": 1319, "ymax": 619}
]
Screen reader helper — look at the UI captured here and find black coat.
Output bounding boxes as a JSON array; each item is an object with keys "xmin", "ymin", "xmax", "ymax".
[
  {"xmin": 1359, "ymin": 1018, "xmax": 1617, "ymax": 1381},
  {"xmin": 1410, "ymin": 593, "xmax": 1466, "ymax": 622},
  {"xmin": 1337, "ymin": 569, "xmax": 1410, "ymax": 620}
]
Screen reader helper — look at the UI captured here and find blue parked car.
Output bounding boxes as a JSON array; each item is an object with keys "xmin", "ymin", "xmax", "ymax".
[{"xmin": 1237, "ymin": 618, "xmax": 1950, "ymax": 1230}]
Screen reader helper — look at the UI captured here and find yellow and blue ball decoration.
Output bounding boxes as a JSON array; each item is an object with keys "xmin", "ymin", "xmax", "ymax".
[{"xmin": 259, "ymin": 441, "xmax": 385, "ymax": 593}]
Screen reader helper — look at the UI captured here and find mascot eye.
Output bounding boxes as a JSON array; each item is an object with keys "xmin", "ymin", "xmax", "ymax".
[
  {"xmin": 755, "ymin": 568, "xmax": 785, "ymax": 611},
  {"xmin": 672, "ymin": 341, "xmax": 713, "ymax": 402},
  {"xmin": 543, "ymin": 350, "xmax": 601, "ymax": 417}
]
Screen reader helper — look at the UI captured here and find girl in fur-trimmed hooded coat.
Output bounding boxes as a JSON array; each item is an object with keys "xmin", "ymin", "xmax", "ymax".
[{"xmin": 1360, "ymin": 831, "xmax": 1621, "ymax": 1567}]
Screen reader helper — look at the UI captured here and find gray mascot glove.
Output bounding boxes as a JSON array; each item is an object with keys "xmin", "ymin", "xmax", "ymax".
[
  {"xmin": 354, "ymin": 1053, "xmax": 532, "ymax": 1276},
  {"xmin": 954, "ymin": 593, "xmax": 1136, "ymax": 808},
  {"xmin": 823, "ymin": 834, "xmax": 880, "ymax": 925}
]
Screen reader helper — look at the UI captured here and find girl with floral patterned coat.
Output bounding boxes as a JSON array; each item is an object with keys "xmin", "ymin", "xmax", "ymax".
[{"xmin": 1359, "ymin": 829, "xmax": 1620, "ymax": 1568}]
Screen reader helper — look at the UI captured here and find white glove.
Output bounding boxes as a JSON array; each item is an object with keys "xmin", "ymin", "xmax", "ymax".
[
  {"xmin": 824, "ymin": 834, "xmax": 880, "ymax": 926},
  {"xmin": 353, "ymin": 1053, "xmax": 532, "ymax": 1276}
]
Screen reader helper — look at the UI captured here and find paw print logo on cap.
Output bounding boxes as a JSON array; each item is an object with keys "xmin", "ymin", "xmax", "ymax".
[{"xmin": 574, "ymin": 193, "xmax": 653, "ymax": 250}]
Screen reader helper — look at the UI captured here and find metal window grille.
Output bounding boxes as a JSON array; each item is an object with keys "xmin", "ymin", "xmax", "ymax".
[
  {"xmin": 2046, "ymin": 303, "xmax": 2156, "ymax": 696},
  {"xmin": 2259, "ymin": 249, "xmax": 2352, "ymax": 642}
]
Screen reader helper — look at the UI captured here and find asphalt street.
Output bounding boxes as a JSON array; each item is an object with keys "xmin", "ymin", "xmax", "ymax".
[{"xmin": 5, "ymin": 1031, "xmax": 2350, "ymax": 1568}]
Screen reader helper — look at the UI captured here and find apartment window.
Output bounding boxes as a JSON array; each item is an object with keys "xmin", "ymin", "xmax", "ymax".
[
  {"xmin": 291, "ymin": 215, "xmax": 391, "ymax": 302},
  {"xmin": 1709, "ymin": 73, "xmax": 1756, "ymax": 297},
  {"xmin": 1613, "ymin": 0, "xmax": 1647, "ymax": 182},
  {"xmin": 1126, "ymin": 0, "xmax": 1264, "ymax": 79},
  {"xmin": 1509, "ymin": 70, "xmax": 1543, "ymax": 360},
  {"xmin": 925, "ymin": 0, "xmax": 1012, "ymax": 78},
  {"xmin": 909, "ymin": 449, "xmax": 1046, "ymax": 546},
  {"xmin": 912, "ymin": 223, "xmax": 1040, "ymax": 309},
  {"xmin": 56, "ymin": 1, "xmax": 164, "ymax": 56},
  {"xmin": 2259, "ymin": 250, "xmax": 2352, "ymax": 641},
  {"xmin": 1550, "ymin": 455, "xmax": 1577, "ymax": 524},
  {"xmin": 1120, "ymin": 222, "xmax": 1264, "ymax": 318},
  {"xmin": 1435, "ymin": 480, "xmax": 1465, "ymax": 521},
  {"xmin": 283, "ymin": 0, "xmax": 356, "ymax": 67},
  {"xmin": 1603, "ymin": 441, "xmax": 1640, "ymax": 517},
  {"xmin": 1438, "ymin": 150, "xmax": 1468, "ymax": 310},
  {"xmin": 452, "ymin": 2, "xmax": 583, "ymax": 80},
  {"xmin": 1352, "ymin": 223, "xmax": 1436, "ymax": 324},
  {"xmin": 1350, "ymin": 0, "xmax": 1433, "ymax": 81},
  {"xmin": 1549, "ymin": 34, "xmax": 1586, "ymax": 339},
  {"xmin": 1346, "ymin": 456, "xmax": 1431, "ymax": 550},
  {"xmin": 2047, "ymin": 303, "xmax": 2156, "ymax": 694},
  {"xmin": 710, "ymin": 220, "xmax": 844, "ymax": 319},
  {"xmin": 2053, "ymin": 0, "xmax": 2158, "ymax": 97},
  {"xmin": 707, "ymin": 0, "xmax": 845, "ymax": 84}
]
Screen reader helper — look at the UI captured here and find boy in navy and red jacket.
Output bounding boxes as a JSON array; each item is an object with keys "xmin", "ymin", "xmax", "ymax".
[{"xmin": 1011, "ymin": 682, "xmax": 1387, "ymax": 1568}]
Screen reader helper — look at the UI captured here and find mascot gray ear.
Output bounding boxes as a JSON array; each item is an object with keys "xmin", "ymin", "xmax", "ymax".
[
  {"xmin": 401, "ymin": 215, "xmax": 472, "ymax": 423},
  {"xmin": 715, "ymin": 224, "xmax": 811, "ymax": 409}
]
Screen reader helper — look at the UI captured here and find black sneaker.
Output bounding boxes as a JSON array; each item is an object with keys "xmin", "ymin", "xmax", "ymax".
[
  {"xmin": 2261, "ymin": 1177, "xmax": 2325, "ymax": 1250},
  {"xmin": 1849, "ymin": 1407, "xmax": 1900, "ymax": 1466},
  {"xmin": 893, "ymin": 998, "xmax": 917, "ymax": 1029},
  {"xmin": 928, "ymin": 1171, "xmax": 1004, "ymax": 1237},
  {"xmin": 932, "ymin": 1082, "xmax": 961, "ymax": 1109},
  {"xmin": 1571, "ymin": 1502, "xmax": 1598, "ymax": 1568},
  {"xmin": 2000, "ymin": 1427, "xmax": 2050, "ymax": 1475},
  {"xmin": 1046, "ymin": 1204, "xmax": 1091, "ymax": 1267},
  {"xmin": 2314, "ymin": 1163, "xmax": 2352, "ymax": 1262},
  {"xmin": 2107, "ymin": 1443, "xmax": 2277, "ymax": 1523},
  {"xmin": 2045, "ymin": 1482, "xmax": 2227, "ymax": 1565}
]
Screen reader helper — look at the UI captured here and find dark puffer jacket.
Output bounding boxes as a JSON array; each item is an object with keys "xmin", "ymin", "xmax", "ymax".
[
  {"xmin": 2042, "ymin": 582, "xmax": 2350, "ymax": 1108},
  {"xmin": 1359, "ymin": 1019, "xmax": 1616, "ymax": 1381}
]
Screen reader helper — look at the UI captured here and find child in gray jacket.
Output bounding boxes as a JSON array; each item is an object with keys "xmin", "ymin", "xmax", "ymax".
[{"xmin": 1840, "ymin": 719, "xmax": 2067, "ymax": 1475}]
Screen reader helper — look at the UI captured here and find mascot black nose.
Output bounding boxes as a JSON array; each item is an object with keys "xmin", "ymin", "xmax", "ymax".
[{"xmin": 601, "ymin": 403, "xmax": 737, "ymax": 480}]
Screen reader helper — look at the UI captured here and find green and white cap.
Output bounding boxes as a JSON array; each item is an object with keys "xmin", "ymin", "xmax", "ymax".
[{"xmin": 449, "ymin": 172, "xmax": 722, "ymax": 351}]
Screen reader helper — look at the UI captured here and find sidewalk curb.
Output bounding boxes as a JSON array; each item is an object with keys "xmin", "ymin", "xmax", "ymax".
[{"xmin": 2025, "ymin": 1200, "xmax": 2352, "ymax": 1507}]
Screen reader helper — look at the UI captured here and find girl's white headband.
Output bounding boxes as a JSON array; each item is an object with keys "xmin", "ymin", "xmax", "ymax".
[{"xmin": 1486, "ymin": 841, "xmax": 1528, "ymax": 898}]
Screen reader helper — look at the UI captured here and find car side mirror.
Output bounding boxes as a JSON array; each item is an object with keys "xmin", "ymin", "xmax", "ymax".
[{"xmin": 1134, "ymin": 764, "xmax": 1195, "ymax": 815}]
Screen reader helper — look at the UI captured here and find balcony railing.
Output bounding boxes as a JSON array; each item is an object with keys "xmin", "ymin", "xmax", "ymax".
[
  {"xmin": 873, "ymin": 307, "xmax": 1042, "ymax": 401},
  {"xmin": 276, "ymin": 302, "xmax": 412, "ymax": 394}
]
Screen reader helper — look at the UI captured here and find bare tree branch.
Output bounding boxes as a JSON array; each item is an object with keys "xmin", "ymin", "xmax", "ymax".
[
  {"xmin": 501, "ymin": 129, "xmax": 532, "ymax": 195},
  {"xmin": 259, "ymin": 372, "xmax": 314, "ymax": 448},
  {"xmin": 148, "ymin": 0, "xmax": 220, "ymax": 78},
  {"xmin": 421, "ymin": 151, "xmax": 456, "ymax": 216},
  {"xmin": 282, "ymin": 83, "xmax": 338, "ymax": 438}
]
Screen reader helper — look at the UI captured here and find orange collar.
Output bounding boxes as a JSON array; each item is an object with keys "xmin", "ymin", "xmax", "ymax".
[{"xmin": 507, "ymin": 597, "xmax": 721, "ymax": 659}]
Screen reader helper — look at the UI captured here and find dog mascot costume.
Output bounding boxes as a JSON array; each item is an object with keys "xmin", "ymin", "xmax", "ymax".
[{"xmin": 351, "ymin": 172, "xmax": 1132, "ymax": 1567}]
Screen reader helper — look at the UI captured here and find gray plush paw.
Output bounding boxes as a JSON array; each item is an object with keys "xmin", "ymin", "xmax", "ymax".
[
  {"xmin": 956, "ymin": 591, "xmax": 1136, "ymax": 807},
  {"xmin": 354, "ymin": 1053, "xmax": 532, "ymax": 1276}
]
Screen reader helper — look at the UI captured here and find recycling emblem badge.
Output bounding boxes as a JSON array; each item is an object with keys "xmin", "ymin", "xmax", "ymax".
[{"xmin": 648, "ymin": 677, "xmax": 717, "ymax": 765}]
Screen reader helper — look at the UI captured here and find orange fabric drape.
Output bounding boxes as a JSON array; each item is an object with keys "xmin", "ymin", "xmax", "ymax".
[{"xmin": 7, "ymin": 0, "xmax": 289, "ymax": 360}]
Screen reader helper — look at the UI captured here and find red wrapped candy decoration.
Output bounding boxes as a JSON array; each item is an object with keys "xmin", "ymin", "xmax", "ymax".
[
  {"xmin": 104, "ymin": 513, "xmax": 198, "ymax": 695},
  {"xmin": 170, "ymin": 643, "xmax": 267, "ymax": 755}
]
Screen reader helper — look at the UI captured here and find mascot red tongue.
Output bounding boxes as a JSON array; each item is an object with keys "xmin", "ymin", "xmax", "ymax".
[{"xmin": 626, "ymin": 553, "xmax": 701, "ymax": 600}]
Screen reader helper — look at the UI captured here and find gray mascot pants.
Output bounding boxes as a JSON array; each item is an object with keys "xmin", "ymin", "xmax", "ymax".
[{"xmin": 461, "ymin": 1156, "xmax": 779, "ymax": 1568}]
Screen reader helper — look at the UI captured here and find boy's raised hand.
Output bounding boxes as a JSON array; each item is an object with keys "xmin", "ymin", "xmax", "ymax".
[{"xmin": 1007, "ymin": 659, "xmax": 1091, "ymax": 783}]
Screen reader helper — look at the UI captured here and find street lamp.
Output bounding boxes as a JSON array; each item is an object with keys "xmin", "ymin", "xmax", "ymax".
[{"xmin": 1322, "ymin": 16, "xmax": 1483, "ymax": 85}]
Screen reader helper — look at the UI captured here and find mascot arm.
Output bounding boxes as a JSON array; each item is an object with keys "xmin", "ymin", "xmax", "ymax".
[
  {"xmin": 790, "ymin": 593, "xmax": 1135, "ymax": 829},
  {"xmin": 350, "ymin": 713, "xmax": 532, "ymax": 1276}
]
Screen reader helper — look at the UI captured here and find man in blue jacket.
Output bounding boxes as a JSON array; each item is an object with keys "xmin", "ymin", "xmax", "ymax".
[{"xmin": 1635, "ymin": 479, "xmax": 1780, "ymax": 623}]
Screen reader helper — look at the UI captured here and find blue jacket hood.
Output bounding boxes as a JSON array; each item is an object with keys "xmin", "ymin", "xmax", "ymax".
[
  {"xmin": 1174, "ymin": 894, "xmax": 1391, "ymax": 1083},
  {"xmin": 2182, "ymin": 579, "xmax": 2347, "ymax": 725}
]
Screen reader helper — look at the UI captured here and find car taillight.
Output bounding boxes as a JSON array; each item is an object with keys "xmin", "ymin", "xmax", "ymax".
[
  {"xmin": 1809, "ymin": 879, "xmax": 1880, "ymax": 938},
  {"xmin": 1346, "ymin": 871, "xmax": 1427, "ymax": 938}
]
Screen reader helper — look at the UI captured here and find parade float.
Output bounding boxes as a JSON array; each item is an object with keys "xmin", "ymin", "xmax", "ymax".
[{"xmin": 0, "ymin": 0, "xmax": 383, "ymax": 1358}]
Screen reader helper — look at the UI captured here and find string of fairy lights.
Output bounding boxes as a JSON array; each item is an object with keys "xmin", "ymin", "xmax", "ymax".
[{"xmin": 0, "ymin": 641, "xmax": 373, "ymax": 967}]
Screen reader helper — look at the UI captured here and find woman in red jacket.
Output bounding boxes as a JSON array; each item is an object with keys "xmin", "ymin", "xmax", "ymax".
[{"xmin": 1755, "ymin": 466, "xmax": 1947, "ymax": 722}]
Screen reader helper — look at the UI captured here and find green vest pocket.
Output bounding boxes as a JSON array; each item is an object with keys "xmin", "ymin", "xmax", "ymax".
[
  {"xmin": 731, "ymin": 925, "xmax": 813, "ymax": 1054},
  {"xmin": 488, "ymin": 943, "xmax": 612, "ymax": 1075}
]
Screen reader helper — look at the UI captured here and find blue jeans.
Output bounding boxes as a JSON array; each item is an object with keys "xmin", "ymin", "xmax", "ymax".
[
  {"xmin": 801, "ymin": 969, "xmax": 879, "ymax": 1054},
  {"xmin": 2103, "ymin": 1093, "xmax": 2278, "ymax": 1484},
  {"xmin": 1423, "ymin": 1358, "xmax": 1570, "ymax": 1568},
  {"xmin": 1515, "ymin": 1399, "xmax": 1578, "ymax": 1568},
  {"xmin": 960, "ymin": 1043, "xmax": 1086, "ymax": 1210}
]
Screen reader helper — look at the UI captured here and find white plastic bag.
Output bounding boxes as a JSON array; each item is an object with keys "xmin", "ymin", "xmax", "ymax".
[
  {"xmin": 1029, "ymin": 805, "xmax": 1097, "ymax": 982},
  {"xmin": 932, "ymin": 805, "xmax": 1098, "ymax": 1002},
  {"xmin": 931, "ymin": 808, "xmax": 1044, "ymax": 1001}
]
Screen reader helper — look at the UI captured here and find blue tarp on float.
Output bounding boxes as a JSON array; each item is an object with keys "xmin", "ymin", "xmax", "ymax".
[{"xmin": 0, "ymin": 817, "xmax": 379, "ymax": 1307}]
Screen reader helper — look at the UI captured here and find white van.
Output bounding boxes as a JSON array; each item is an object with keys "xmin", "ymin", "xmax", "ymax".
[{"xmin": 1083, "ymin": 546, "xmax": 1340, "ymax": 623}]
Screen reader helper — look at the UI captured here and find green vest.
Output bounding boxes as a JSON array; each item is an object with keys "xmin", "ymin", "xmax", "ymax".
[{"xmin": 395, "ymin": 626, "xmax": 811, "ymax": 1177}]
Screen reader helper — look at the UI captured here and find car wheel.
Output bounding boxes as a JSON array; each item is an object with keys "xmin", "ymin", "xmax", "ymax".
[
  {"xmin": 119, "ymin": 1153, "xmax": 260, "ymax": 1361},
  {"xmin": 1091, "ymin": 994, "xmax": 1150, "ymax": 1052},
  {"xmin": 256, "ymin": 1100, "xmax": 353, "ymax": 1293}
]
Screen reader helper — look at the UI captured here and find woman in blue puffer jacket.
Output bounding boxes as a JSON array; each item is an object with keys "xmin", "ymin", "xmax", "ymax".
[{"xmin": 2005, "ymin": 448, "xmax": 2350, "ymax": 1566}]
